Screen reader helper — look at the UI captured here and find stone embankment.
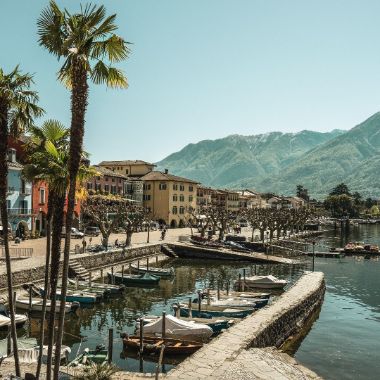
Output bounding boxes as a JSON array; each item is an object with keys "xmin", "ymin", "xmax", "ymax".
[{"xmin": 166, "ymin": 271, "xmax": 325, "ymax": 380}]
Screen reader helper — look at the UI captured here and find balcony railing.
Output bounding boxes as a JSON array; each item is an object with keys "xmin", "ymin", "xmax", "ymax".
[
  {"xmin": 7, "ymin": 208, "xmax": 33, "ymax": 216},
  {"xmin": 7, "ymin": 187, "xmax": 15, "ymax": 195}
]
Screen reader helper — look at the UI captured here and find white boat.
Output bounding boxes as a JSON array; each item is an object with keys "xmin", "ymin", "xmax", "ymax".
[
  {"xmin": 15, "ymin": 298, "xmax": 79, "ymax": 314},
  {"xmin": 0, "ymin": 313, "xmax": 28, "ymax": 329},
  {"xmin": 236, "ymin": 275, "xmax": 287, "ymax": 289},
  {"xmin": 137, "ymin": 314, "xmax": 213, "ymax": 342}
]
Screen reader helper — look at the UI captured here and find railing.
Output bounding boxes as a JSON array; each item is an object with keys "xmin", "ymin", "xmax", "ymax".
[
  {"xmin": 0, "ymin": 247, "xmax": 33, "ymax": 259},
  {"xmin": 7, "ymin": 186, "xmax": 16, "ymax": 195},
  {"xmin": 7, "ymin": 208, "xmax": 33, "ymax": 216}
]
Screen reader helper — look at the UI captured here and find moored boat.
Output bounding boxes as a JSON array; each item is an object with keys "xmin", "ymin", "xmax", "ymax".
[
  {"xmin": 68, "ymin": 279, "xmax": 124, "ymax": 294},
  {"xmin": 68, "ymin": 345, "xmax": 108, "ymax": 367},
  {"xmin": 193, "ymin": 297, "xmax": 269, "ymax": 309},
  {"xmin": 15, "ymin": 298, "xmax": 79, "ymax": 314},
  {"xmin": 235, "ymin": 275, "xmax": 287, "ymax": 289},
  {"xmin": 204, "ymin": 290, "xmax": 270, "ymax": 300},
  {"xmin": 121, "ymin": 334, "xmax": 203, "ymax": 355},
  {"xmin": 0, "ymin": 314, "xmax": 28, "ymax": 330},
  {"xmin": 39, "ymin": 287, "xmax": 100, "ymax": 304},
  {"xmin": 178, "ymin": 304, "xmax": 255, "ymax": 319},
  {"xmin": 107, "ymin": 271, "xmax": 160, "ymax": 287},
  {"xmin": 130, "ymin": 263, "xmax": 174, "ymax": 278},
  {"xmin": 331, "ymin": 242, "xmax": 380, "ymax": 255}
]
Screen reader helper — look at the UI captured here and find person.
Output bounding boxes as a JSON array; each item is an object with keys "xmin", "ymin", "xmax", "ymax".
[
  {"xmin": 161, "ymin": 228, "xmax": 166, "ymax": 241},
  {"xmin": 82, "ymin": 238, "xmax": 87, "ymax": 253},
  {"xmin": 115, "ymin": 238, "xmax": 119, "ymax": 247}
]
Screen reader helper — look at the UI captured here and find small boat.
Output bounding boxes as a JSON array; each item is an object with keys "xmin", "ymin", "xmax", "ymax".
[
  {"xmin": 68, "ymin": 279, "xmax": 124, "ymax": 294},
  {"xmin": 235, "ymin": 275, "xmax": 287, "ymax": 289},
  {"xmin": 107, "ymin": 271, "xmax": 160, "ymax": 287},
  {"xmin": 0, "ymin": 314, "xmax": 28, "ymax": 330},
  {"xmin": 39, "ymin": 288, "xmax": 100, "ymax": 304},
  {"xmin": 136, "ymin": 315, "xmax": 213, "ymax": 342},
  {"xmin": 337, "ymin": 242, "xmax": 380, "ymax": 255},
  {"xmin": 65, "ymin": 283, "xmax": 111, "ymax": 298},
  {"xmin": 121, "ymin": 334, "xmax": 203, "ymax": 355},
  {"xmin": 68, "ymin": 345, "xmax": 108, "ymax": 367},
  {"xmin": 15, "ymin": 298, "xmax": 80, "ymax": 314},
  {"xmin": 193, "ymin": 297, "xmax": 269, "ymax": 309},
  {"xmin": 204, "ymin": 290, "xmax": 270, "ymax": 300},
  {"xmin": 130, "ymin": 263, "xmax": 174, "ymax": 278},
  {"xmin": 179, "ymin": 305, "xmax": 255, "ymax": 319}
]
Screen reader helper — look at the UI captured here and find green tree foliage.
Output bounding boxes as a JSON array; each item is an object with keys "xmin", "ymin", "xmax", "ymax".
[{"xmin": 329, "ymin": 183, "xmax": 351, "ymax": 196}]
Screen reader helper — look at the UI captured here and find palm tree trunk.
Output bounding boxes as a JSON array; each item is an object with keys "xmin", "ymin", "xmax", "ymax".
[
  {"xmin": 53, "ymin": 63, "xmax": 88, "ymax": 380},
  {"xmin": 0, "ymin": 102, "xmax": 21, "ymax": 376},
  {"xmin": 46, "ymin": 193, "xmax": 65, "ymax": 380},
  {"xmin": 36, "ymin": 190, "xmax": 54, "ymax": 379}
]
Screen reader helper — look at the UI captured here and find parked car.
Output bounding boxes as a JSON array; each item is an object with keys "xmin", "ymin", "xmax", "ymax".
[
  {"xmin": 62, "ymin": 227, "xmax": 84, "ymax": 239},
  {"xmin": 84, "ymin": 226, "xmax": 100, "ymax": 236}
]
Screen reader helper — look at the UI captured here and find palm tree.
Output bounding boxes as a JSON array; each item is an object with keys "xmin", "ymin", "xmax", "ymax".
[
  {"xmin": 23, "ymin": 120, "xmax": 95, "ymax": 379},
  {"xmin": 37, "ymin": 3, "xmax": 130, "ymax": 378},
  {"xmin": 0, "ymin": 66, "xmax": 43, "ymax": 376}
]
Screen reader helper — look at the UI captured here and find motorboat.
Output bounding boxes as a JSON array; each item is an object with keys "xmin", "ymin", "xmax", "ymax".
[
  {"xmin": 235, "ymin": 275, "xmax": 287, "ymax": 289},
  {"xmin": 130, "ymin": 263, "xmax": 174, "ymax": 278},
  {"xmin": 15, "ymin": 297, "xmax": 79, "ymax": 314},
  {"xmin": 107, "ymin": 271, "xmax": 160, "ymax": 287}
]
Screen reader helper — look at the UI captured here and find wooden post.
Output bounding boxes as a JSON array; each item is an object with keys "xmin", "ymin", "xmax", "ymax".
[
  {"xmin": 243, "ymin": 269, "xmax": 246, "ymax": 292},
  {"xmin": 188, "ymin": 297, "xmax": 192, "ymax": 318},
  {"xmin": 146, "ymin": 257, "xmax": 149, "ymax": 272},
  {"xmin": 255, "ymin": 265, "xmax": 257, "ymax": 275},
  {"xmin": 28, "ymin": 285, "xmax": 32, "ymax": 312},
  {"xmin": 217, "ymin": 281, "xmax": 220, "ymax": 300},
  {"xmin": 177, "ymin": 305, "xmax": 181, "ymax": 318},
  {"xmin": 139, "ymin": 318, "xmax": 144, "ymax": 354},
  {"xmin": 162, "ymin": 311, "xmax": 166, "ymax": 339},
  {"xmin": 100, "ymin": 269, "xmax": 104, "ymax": 284},
  {"xmin": 156, "ymin": 255, "xmax": 158, "ymax": 264},
  {"xmin": 89, "ymin": 271, "xmax": 92, "ymax": 288},
  {"xmin": 197, "ymin": 290, "xmax": 202, "ymax": 312},
  {"xmin": 207, "ymin": 288, "xmax": 210, "ymax": 305},
  {"xmin": 226, "ymin": 280, "xmax": 229, "ymax": 295},
  {"xmin": 111, "ymin": 266, "xmax": 114, "ymax": 285},
  {"xmin": 137, "ymin": 260, "xmax": 140, "ymax": 271},
  {"xmin": 76, "ymin": 277, "xmax": 79, "ymax": 290},
  {"xmin": 121, "ymin": 265, "xmax": 124, "ymax": 281},
  {"xmin": 129, "ymin": 263, "xmax": 132, "ymax": 274},
  {"xmin": 238, "ymin": 273, "xmax": 242, "ymax": 292},
  {"xmin": 108, "ymin": 328, "xmax": 113, "ymax": 364},
  {"xmin": 155, "ymin": 344, "xmax": 165, "ymax": 380},
  {"xmin": 13, "ymin": 291, "xmax": 16, "ymax": 314},
  {"xmin": 7, "ymin": 327, "xmax": 11, "ymax": 355}
]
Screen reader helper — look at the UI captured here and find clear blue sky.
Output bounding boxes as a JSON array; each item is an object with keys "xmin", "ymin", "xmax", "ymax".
[{"xmin": 1, "ymin": 0, "xmax": 380, "ymax": 164}]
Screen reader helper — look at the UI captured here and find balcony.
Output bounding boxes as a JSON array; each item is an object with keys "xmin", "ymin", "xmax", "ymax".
[
  {"xmin": 7, "ymin": 208, "xmax": 33, "ymax": 216},
  {"xmin": 20, "ymin": 187, "xmax": 32, "ymax": 196},
  {"xmin": 7, "ymin": 187, "xmax": 15, "ymax": 195}
]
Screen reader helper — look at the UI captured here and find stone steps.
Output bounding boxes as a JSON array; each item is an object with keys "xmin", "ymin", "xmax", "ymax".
[
  {"xmin": 69, "ymin": 260, "xmax": 89, "ymax": 281},
  {"xmin": 161, "ymin": 244, "xmax": 178, "ymax": 258}
]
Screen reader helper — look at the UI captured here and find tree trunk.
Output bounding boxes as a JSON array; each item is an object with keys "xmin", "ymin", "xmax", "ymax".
[
  {"xmin": 126, "ymin": 229, "xmax": 133, "ymax": 246},
  {"xmin": 36, "ymin": 191, "xmax": 54, "ymax": 379},
  {"xmin": 46, "ymin": 193, "xmax": 65, "ymax": 380},
  {"xmin": 53, "ymin": 62, "xmax": 88, "ymax": 380},
  {"xmin": 0, "ymin": 102, "xmax": 21, "ymax": 376}
]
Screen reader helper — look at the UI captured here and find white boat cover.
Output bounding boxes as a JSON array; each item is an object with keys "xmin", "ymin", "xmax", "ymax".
[
  {"xmin": 245, "ymin": 275, "xmax": 285, "ymax": 284},
  {"xmin": 139, "ymin": 315, "xmax": 212, "ymax": 339},
  {"xmin": 208, "ymin": 298, "xmax": 256, "ymax": 308}
]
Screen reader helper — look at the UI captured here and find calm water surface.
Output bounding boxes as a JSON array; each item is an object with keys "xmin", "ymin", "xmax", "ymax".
[{"xmin": 13, "ymin": 225, "xmax": 380, "ymax": 379}]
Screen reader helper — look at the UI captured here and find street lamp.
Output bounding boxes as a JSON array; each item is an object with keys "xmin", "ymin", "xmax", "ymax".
[{"xmin": 312, "ymin": 240, "xmax": 316, "ymax": 272}]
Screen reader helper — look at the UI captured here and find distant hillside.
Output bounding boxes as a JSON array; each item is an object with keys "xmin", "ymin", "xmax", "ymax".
[
  {"xmin": 259, "ymin": 113, "xmax": 380, "ymax": 198},
  {"xmin": 156, "ymin": 129, "xmax": 344, "ymax": 189}
]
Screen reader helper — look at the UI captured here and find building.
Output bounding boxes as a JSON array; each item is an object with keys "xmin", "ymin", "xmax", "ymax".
[
  {"xmin": 141, "ymin": 170, "xmax": 198, "ymax": 228},
  {"xmin": 196, "ymin": 186, "xmax": 213, "ymax": 211},
  {"xmin": 98, "ymin": 160, "xmax": 155, "ymax": 177},
  {"xmin": 2, "ymin": 149, "xmax": 33, "ymax": 237},
  {"xmin": 210, "ymin": 189, "xmax": 240, "ymax": 212},
  {"xmin": 286, "ymin": 196, "xmax": 306, "ymax": 209},
  {"xmin": 87, "ymin": 165, "xmax": 127, "ymax": 196},
  {"xmin": 124, "ymin": 177, "xmax": 144, "ymax": 204},
  {"xmin": 236, "ymin": 189, "xmax": 264, "ymax": 209}
]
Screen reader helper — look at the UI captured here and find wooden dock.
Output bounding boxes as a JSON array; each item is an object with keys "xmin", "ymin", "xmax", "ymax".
[
  {"xmin": 306, "ymin": 251, "xmax": 345, "ymax": 258},
  {"xmin": 168, "ymin": 242, "xmax": 300, "ymax": 265}
]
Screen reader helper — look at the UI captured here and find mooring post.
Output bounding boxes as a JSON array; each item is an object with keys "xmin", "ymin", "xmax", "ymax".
[
  {"xmin": 217, "ymin": 281, "xmax": 220, "ymax": 300},
  {"xmin": 255, "ymin": 265, "xmax": 257, "ymax": 275},
  {"xmin": 156, "ymin": 255, "xmax": 158, "ymax": 264},
  {"xmin": 139, "ymin": 318, "xmax": 144, "ymax": 355},
  {"xmin": 207, "ymin": 288, "xmax": 210, "ymax": 305},
  {"xmin": 129, "ymin": 263, "xmax": 132, "ymax": 274},
  {"xmin": 238, "ymin": 273, "xmax": 242, "ymax": 291},
  {"xmin": 243, "ymin": 269, "xmax": 246, "ymax": 292},
  {"xmin": 111, "ymin": 266, "xmax": 114, "ymax": 285},
  {"xmin": 197, "ymin": 290, "xmax": 202, "ymax": 312},
  {"xmin": 188, "ymin": 297, "xmax": 192, "ymax": 318},
  {"xmin": 108, "ymin": 328, "xmax": 113, "ymax": 364},
  {"xmin": 13, "ymin": 291, "xmax": 16, "ymax": 314},
  {"xmin": 28, "ymin": 284, "xmax": 32, "ymax": 312},
  {"xmin": 100, "ymin": 269, "xmax": 104, "ymax": 284},
  {"xmin": 76, "ymin": 277, "xmax": 79, "ymax": 290},
  {"xmin": 226, "ymin": 280, "xmax": 229, "ymax": 295},
  {"xmin": 137, "ymin": 260, "xmax": 140, "ymax": 271},
  {"xmin": 7, "ymin": 327, "xmax": 11, "ymax": 355},
  {"xmin": 121, "ymin": 265, "xmax": 124, "ymax": 281},
  {"xmin": 162, "ymin": 311, "xmax": 166, "ymax": 340},
  {"xmin": 146, "ymin": 257, "xmax": 149, "ymax": 272},
  {"xmin": 89, "ymin": 271, "xmax": 92, "ymax": 288},
  {"xmin": 312, "ymin": 241, "xmax": 316, "ymax": 272}
]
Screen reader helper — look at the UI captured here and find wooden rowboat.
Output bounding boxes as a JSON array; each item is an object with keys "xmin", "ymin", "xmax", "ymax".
[
  {"xmin": 68, "ymin": 345, "xmax": 108, "ymax": 367},
  {"xmin": 15, "ymin": 298, "xmax": 79, "ymax": 314},
  {"xmin": 107, "ymin": 272, "xmax": 160, "ymax": 287},
  {"xmin": 121, "ymin": 334, "xmax": 203, "ymax": 355},
  {"xmin": 130, "ymin": 263, "xmax": 174, "ymax": 278}
]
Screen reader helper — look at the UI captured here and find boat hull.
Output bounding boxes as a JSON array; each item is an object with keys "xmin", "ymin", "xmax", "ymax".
[
  {"xmin": 180, "ymin": 307, "xmax": 254, "ymax": 319},
  {"xmin": 130, "ymin": 264, "xmax": 174, "ymax": 278},
  {"xmin": 107, "ymin": 272, "xmax": 160, "ymax": 287}
]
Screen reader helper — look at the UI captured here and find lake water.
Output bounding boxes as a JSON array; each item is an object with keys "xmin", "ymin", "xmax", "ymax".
[{"xmin": 12, "ymin": 225, "xmax": 380, "ymax": 379}]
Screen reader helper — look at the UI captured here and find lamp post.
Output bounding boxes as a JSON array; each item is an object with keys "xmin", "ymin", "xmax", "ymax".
[{"xmin": 312, "ymin": 240, "xmax": 316, "ymax": 272}]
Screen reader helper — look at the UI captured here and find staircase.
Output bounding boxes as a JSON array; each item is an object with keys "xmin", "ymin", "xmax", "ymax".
[
  {"xmin": 69, "ymin": 260, "xmax": 90, "ymax": 281},
  {"xmin": 161, "ymin": 244, "xmax": 178, "ymax": 258}
]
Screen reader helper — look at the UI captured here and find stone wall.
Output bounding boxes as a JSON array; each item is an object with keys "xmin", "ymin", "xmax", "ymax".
[{"xmin": 167, "ymin": 271, "xmax": 325, "ymax": 379}]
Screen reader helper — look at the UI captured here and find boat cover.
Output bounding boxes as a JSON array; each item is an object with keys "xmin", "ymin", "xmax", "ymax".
[{"xmin": 139, "ymin": 315, "xmax": 212, "ymax": 339}]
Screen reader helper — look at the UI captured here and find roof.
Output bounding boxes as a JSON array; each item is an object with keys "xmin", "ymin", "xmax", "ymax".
[
  {"xmin": 141, "ymin": 171, "xmax": 199, "ymax": 184},
  {"xmin": 8, "ymin": 160, "xmax": 23, "ymax": 170},
  {"xmin": 98, "ymin": 160, "xmax": 156, "ymax": 167},
  {"xmin": 92, "ymin": 165, "xmax": 128, "ymax": 179}
]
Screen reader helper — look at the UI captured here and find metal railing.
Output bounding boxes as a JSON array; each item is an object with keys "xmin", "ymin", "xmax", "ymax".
[
  {"xmin": 0, "ymin": 247, "xmax": 33, "ymax": 258},
  {"xmin": 7, "ymin": 208, "xmax": 33, "ymax": 216}
]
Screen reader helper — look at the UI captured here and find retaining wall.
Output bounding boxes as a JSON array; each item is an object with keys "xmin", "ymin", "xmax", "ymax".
[{"xmin": 167, "ymin": 271, "xmax": 325, "ymax": 379}]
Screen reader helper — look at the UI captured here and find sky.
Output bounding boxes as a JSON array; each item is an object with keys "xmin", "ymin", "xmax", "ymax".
[{"xmin": 1, "ymin": 0, "xmax": 380, "ymax": 164}]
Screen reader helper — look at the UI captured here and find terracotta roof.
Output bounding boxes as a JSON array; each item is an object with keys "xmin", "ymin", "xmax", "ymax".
[
  {"xmin": 92, "ymin": 165, "xmax": 128, "ymax": 179},
  {"xmin": 141, "ymin": 171, "xmax": 199, "ymax": 184},
  {"xmin": 98, "ymin": 160, "xmax": 156, "ymax": 166}
]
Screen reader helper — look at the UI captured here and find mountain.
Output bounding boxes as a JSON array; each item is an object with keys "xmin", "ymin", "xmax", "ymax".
[
  {"xmin": 156, "ymin": 129, "xmax": 344, "ymax": 189},
  {"xmin": 260, "ymin": 112, "xmax": 380, "ymax": 198}
]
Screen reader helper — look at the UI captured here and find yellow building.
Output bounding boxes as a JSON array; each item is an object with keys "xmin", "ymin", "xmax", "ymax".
[
  {"xmin": 141, "ymin": 170, "xmax": 198, "ymax": 228},
  {"xmin": 98, "ymin": 160, "xmax": 155, "ymax": 177}
]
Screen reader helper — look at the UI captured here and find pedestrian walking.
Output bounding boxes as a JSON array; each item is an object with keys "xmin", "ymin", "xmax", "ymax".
[{"xmin": 82, "ymin": 238, "xmax": 87, "ymax": 253}]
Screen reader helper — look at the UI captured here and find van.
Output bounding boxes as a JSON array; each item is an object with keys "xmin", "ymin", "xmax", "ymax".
[{"xmin": 84, "ymin": 226, "xmax": 100, "ymax": 236}]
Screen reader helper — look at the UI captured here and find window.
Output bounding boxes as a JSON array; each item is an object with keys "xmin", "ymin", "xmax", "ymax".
[
  {"xmin": 173, "ymin": 194, "xmax": 178, "ymax": 202},
  {"xmin": 143, "ymin": 194, "xmax": 151, "ymax": 201},
  {"xmin": 143, "ymin": 184, "xmax": 151, "ymax": 191},
  {"xmin": 104, "ymin": 184, "xmax": 110, "ymax": 192},
  {"xmin": 20, "ymin": 200, "xmax": 28, "ymax": 214},
  {"xmin": 118, "ymin": 187, "xmax": 123, "ymax": 194},
  {"xmin": 97, "ymin": 176, "xmax": 101, "ymax": 180},
  {"xmin": 159, "ymin": 183, "xmax": 167, "ymax": 190},
  {"xmin": 126, "ymin": 169, "xmax": 129, "ymax": 174},
  {"xmin": 189, "ymin": 186, "xmax": 194, "ymax": 192},
  {"xmin": 179, "ymin": 184, "xmax": 185, "ymax": 191},
  {"xmin": 112, "ymin": 178, "xmax": 115, "ymax": 182},
  {"xmin": 119, "ymin": 178, "xmax": 122, "ymax": 183},
  {"xmin": 96, "ymin": 183, "xmax": 102, "ymax": 191},
  {"xmin": 87, "ymin": 182, "xmax": 93, "ymax": 190},
  {"xmin": 172, "ymin": 206, "xmax": 178, "ymax": 214},
  {"xmin": 179, "ymin": 206, "xmax": 185, "ymax": 214},
  {"xmin": 173, "ymin": 184, "xmax": 178, "ymax": 190},
  {"xmin": 111, "ymin": 185, "xmax": 117, "ymax": 194},
  {"xmin": 189, "ymin": 195, "xmax": 193, "ymax": 202},
  {"xmin": 39, "ymin": 188, "xmax": 46, "ymax": 204},
  {"xmin": 179, "ymin": 195, "xmax": 185, "ymax": 202},
  {"xmin": 6, "ymin": 200, "xmax": 11, "ymax": 210}
]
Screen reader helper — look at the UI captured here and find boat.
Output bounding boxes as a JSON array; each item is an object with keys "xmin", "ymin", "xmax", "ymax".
[
  {"xmin": 235, "ymin": 275, "xmax": 287, "ymax": 289},
  {"xmin": 136, "ymin": 315, "xmax": 213, "ymax": 342},
  {"xmin": 0, "ymin": 314, "xmax": 28, "ymax": 330},
  {"xmin": 204, "ymin": 290, "xmax": 271, "ymax": 300},
  {"xmin": 65, "ymin": 282, "xmax": 111, "ymax": 298},
  {"xmin": 121, "ymin": 334, "xmax": 203, "ymax": 355},
  {"xmin": 130, "ymin": 263, "xmax": 174, "ymax": 278},
  {"xmin": 68, "ymin": 345, "xmax": 108, "ymax": 367},
  {"xmin": 193, "ymin": 297, "xmax": 269, "ymax": 309},
  {"xmin": 39, "ymin": 288, "xmax": 100, "ymax": 304},
  {"xmin": 15, "ymin": 298, "xmax": 79, "ymax": 314},
  {"xmin": 331, "ymin": 242, "xmax": 380, "ymax": 255},
  {"xmin": 68, "ymin": 279, "xmax": 125, "ymax": 294},
  {"xmin": 178, "ymin": 304, "xmax": 255, "ymax": 319},
  {"xmin": 107, "ymin": 271, "xmax": 160, "ymax": 287}
]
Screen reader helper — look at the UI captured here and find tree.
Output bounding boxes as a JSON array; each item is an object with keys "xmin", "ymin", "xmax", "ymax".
[
  {"xmin": 38, "ymin": 3, "xmax": 130, "ymax": 378},
  {"xmin": 296, "ymin": 185, "xmax": 309, "ymax": 201},
  {"xmin": 329, "ymin": 183, "xmax": 350, "ymax": 196},
  {"xmin": 120, "ymin": 203, "xmax": 146, "ymax": 246},
  {"xmin": 324, "ymin": 194, "xmax": 353, "ymax": 217},
  {"xmin": 0, "ymin": 66, "xmax": 43, "ymax": 376}
]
